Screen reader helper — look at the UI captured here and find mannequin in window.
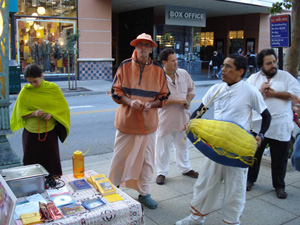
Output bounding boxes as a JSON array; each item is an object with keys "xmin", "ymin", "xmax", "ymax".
[
  {"xmin": 31, "ymin": 41, "xmax": 40, "ymax": 65},
  {"xmin": 41, "ymin": 39, "xmax": 52, "ymax": 72},
  {"xmin": 54, "ymin": 39, "xmax": 62, "ymax": 60},
  {"xmin": 54, "ymin": 39, "xmax": 63, "ymax": 73}
]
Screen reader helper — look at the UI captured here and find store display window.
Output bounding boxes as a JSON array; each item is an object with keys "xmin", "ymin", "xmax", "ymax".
[
  {"xmin": 16, "ymin": 18, "xmax": 76, "ymax": 74},
  {"xmin": 154, "ymin": 25, "xmax": 203, "ymax": 75},
  {"xmin": 199, "ymin": 31, "xmax": 214, "ymax": 61},
  {"xmin": 155, "ymin": 25, "xmax": 202, "ymax": 61},
  {"xmin": 17, "ymin": 0, "xmax": 77, "ymax": 18}
]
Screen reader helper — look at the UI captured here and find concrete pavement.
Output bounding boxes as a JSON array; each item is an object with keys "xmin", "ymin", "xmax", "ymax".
[{"xmin": 11, "ymin": 75, "xmax": 300, "ymax": 225}]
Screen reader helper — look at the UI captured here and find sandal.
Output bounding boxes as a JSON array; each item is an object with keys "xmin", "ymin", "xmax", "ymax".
[{"xmin": 138, "ymin": 194, "xmax": 158, "ymax": 209}]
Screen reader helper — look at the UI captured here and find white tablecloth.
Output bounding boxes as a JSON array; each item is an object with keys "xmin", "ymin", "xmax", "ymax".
[{"xmin": 15, "ymin": 170, "xmax": 144, "ymax": 225}]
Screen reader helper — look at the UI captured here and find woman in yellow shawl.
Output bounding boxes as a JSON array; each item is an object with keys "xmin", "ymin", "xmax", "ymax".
[{"xmin": 10, "ymin": 64, "xmax": 70, "ymax": 176}]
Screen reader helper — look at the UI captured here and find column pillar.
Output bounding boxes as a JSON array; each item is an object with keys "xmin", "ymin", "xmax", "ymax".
[{"xmin": 0, "ymin": 0, "xmax": 21, "ymax": 169}]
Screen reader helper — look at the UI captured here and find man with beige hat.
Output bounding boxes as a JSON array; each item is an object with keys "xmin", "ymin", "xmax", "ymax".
[{"xmin": 108, "ymin": 33, "xmax": 170, "ymax": 209}]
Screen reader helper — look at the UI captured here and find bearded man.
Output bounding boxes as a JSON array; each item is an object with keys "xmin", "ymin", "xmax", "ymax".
[{"xmin": 247, "ymin": 49, "xmax": 300, "ymax": 199}]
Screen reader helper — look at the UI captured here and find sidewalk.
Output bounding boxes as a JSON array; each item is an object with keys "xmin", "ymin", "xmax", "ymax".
[
  {"xmin": 9, "ymin": 74, "xmax": 221, "ymax": 100},
  {"xmin": 12, "ymin": 75, "xmax": 300, "ymax": 225},
  {"xmin": 61, "ymin": 146, "xmax": 300, "ymax": 225}
]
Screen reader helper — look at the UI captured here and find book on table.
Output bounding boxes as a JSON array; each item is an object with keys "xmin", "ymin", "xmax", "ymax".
[
  {"xmin": 94, "ymin": 178, "xmax": 116, "ymax": 196},
  {"xmin": 68, "ymin": 179, "xmax": 92, "ymax": 191},
  {"xmin": 60, "ymin": 203, "xmax": 86, "ymax": 216},
  {"xmin": 87, "ymin": 174, "xmax": 107, "ymax": 188},
  {"xmin": 81, "ymin": 197, "xmax": 106, "ymax": 210}
]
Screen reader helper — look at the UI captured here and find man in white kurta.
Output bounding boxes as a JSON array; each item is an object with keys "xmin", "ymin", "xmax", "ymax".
[
  {"xmin": 176, "ymin": 54, "xmax": 271, "ymax": 225},
  {"xmin": 247, "ymin": 48, "xmax": 300, "ymax": 199},
  {"xmin": 155, "ymin": 48, "xmax": 198, "ymax": 185}
]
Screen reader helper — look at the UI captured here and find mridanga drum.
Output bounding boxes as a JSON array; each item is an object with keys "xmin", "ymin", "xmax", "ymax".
[{"xmin": 187, "ymin": 119, "xmax": 257, "ymax": 168}]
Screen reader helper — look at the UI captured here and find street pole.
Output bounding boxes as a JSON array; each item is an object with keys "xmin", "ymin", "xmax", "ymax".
[
  {"xmin": 278, "ymin": 47, "xmax": 283, "ymax": 70},
  {"xmin": 0, "ymin": 0, "xmax": 21, "ymax": 169}
]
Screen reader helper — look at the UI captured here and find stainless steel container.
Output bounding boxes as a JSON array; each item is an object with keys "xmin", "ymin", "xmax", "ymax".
[{"xmin": 0, "ymin": 164, "xmax": 49, "ymax": 198}]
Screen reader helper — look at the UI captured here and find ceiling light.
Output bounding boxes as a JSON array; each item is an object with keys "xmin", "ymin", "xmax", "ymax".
[
  {"xmin": 37, "ymin": 7, "xmax": 46, "ymax": 15},
  {"xmin": 32, "ymin": 0, "xmax": 37, "ymax": 7}
]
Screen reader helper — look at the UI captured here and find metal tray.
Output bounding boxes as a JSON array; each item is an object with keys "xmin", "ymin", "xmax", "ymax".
[{"xmin": 0, "ymin": 164, "xmax": 49, "ymax": 197}]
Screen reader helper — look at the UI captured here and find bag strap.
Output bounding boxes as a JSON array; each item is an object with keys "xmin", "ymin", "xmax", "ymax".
[{"xmin": 195, "ymin": 86, "xmax": 222, "ymax": 119}]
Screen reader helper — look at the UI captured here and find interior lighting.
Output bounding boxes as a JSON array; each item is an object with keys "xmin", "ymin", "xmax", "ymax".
[
  {"xmin": 32, "ymin": 0, "xmax": 37, "ymax": 7},
  {"xmin": 37, "ymin": 7, "xmax": 46, "ymax": 15},
  {"xmin": 20, "ymin": 0, "xmax": 25, "ymax": 12}
]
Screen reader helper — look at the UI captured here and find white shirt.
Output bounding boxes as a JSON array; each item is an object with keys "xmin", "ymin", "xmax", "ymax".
[
  {"xmin": 203, "ymin": 80, "xmax": 267, "ymax": 130},
  {"xmin": 157, "ymin": 68, "xmax": 195, "ymax": 137},
  {"xmin": 247, "ymin": 70, "xmax": 300, "ymax": 141}
]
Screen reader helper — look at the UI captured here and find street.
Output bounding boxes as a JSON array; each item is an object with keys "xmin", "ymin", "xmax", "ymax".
[{"xmin": 7, "ymin": 86, "xmax": 213, "ymax": 161}]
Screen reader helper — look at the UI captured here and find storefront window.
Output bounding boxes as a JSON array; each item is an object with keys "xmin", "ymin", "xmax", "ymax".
[
  {"xmin": 17, "ymin": 0, "xmax": 77, "ymax": 18},
  {"xmin": 16, "ymin": 18, "xmax": 76, "ymax": 74},
  {"xmin": 229, "ymin": 30, "xmax": 244, "ymax": 54},
  {"xmin": 155, "ymin": 25, "xmax": 201, "ymax": 61},
  {"xmin": 200, "ymin": 32, "xmax": 214, "ymax": 47},
  {"xmin": 229, "ymin": 30, "xmax": 244, "ymax": 39},
  {"xmin": 155, "ymin": 25, "xmax": 203, "ymax": 75}
]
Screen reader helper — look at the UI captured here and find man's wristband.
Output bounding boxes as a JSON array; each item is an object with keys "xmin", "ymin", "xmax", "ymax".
[{"xmin": 257, "ymin": 133, "xmax": 264, "ymax": 140}]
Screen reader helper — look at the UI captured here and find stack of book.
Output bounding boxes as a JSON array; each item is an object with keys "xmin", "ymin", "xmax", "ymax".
[{"xmin": 87, "ymin": 174, "xmax": 123, "ymax": 202}]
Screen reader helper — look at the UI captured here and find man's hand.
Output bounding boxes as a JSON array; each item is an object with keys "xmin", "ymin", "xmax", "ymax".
[
  {"xmin": 130, "ymin": 99, "xmax": 144, "ymax": 110},
  {"xmin": 260, "ymin": 82, "xmax": 270, "ymax": 99},
  {"xmin": 255, "ymin": 135, "xmax": 262, "ymax": 147},
  {"xmin": 143, "ymin": 102, "xmax": 152, "ymax": 112},
  {"xmin": 176, "ymin": 99, "xmax": 187, "ymax": 106},
  {"xmin": 264, "ymin": 87, "xmax": 276, "ymax": 98}
]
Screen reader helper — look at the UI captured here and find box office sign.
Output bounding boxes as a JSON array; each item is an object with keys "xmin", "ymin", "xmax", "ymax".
[{"xmin": 165, "ymin": 5, "xmax": 206, "ymax": 27}]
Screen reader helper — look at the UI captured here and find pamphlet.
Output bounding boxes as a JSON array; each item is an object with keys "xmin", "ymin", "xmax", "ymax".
[{"xmin": 104, "ymin": 193, "xmax": 124, "ymax": 203}]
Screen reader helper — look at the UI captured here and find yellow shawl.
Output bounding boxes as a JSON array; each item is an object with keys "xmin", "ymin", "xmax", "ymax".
[{"xmin": 10, "ymin": 80, "xmax": 70, "ymax": 137}]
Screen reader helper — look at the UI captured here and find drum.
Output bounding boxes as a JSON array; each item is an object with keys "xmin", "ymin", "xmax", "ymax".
[{"xmin": 187, "ymin": 119, "xmax": 257, "ymax": 168}]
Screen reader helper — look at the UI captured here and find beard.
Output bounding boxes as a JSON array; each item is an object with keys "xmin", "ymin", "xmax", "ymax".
[{"xmin": 262, "ymin": 67, "xmax": 277, "ymax": 78}]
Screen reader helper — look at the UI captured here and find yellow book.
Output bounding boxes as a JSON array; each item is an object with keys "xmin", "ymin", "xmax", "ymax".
[
  {"xmin": 94, "ymin": 178, "xmax": 116, "ymax": 196},
  {"xmin": 20, "ymin": 212, "xmax": 43, "ymax": 225},
  {"xmin": 104, "ymin": 193, "xmax": 124, "ymax": 203},
  {"xmin": 87, "ymin": 174, "xmax": 107, "ymax": 188}
]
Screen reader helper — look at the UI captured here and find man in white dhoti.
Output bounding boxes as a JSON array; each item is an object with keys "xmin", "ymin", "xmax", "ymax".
[
  {"xmin": 108, "ymin": 33, "xmax": 170, "ymax": 209},
  {"xmin": 176, "ymin": 54, "xmax": 271, "ymax": 225}
]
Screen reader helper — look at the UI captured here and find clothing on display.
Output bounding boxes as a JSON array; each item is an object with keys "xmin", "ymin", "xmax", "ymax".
[{"xmin": 41, "ymin": 40, "xmax": 52, "ymax": 72}]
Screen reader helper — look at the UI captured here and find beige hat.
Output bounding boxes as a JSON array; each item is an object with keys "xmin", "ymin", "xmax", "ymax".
[{"xmin": 130, "ymin": 33, "xmax": 157, "ymax": 47}]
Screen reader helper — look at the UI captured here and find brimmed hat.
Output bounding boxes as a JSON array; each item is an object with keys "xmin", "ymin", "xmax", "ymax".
[{"xmin": 130, "ymin": 33, "xmax": 157, "ymax": 47}]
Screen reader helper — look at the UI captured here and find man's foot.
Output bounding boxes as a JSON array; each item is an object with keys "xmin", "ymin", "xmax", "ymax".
[
  {"xmin": 176, "ymin": 214, "xmax": 205, "ymax": 225},
  {"xmin": 183, "ymin": 170, "xmax": 199, "ymax": 178},
  {"xmin": 275, "ymin": 188, "xmax": 287, "ymax": 199},
  {"xmin": 156, "ymin": 175, "xmax": 165, "ymax": 185},
  {"xmin": 138, "ymin": 194, "xmax": 158, "ymax": 209},
  {"xmin": 246, "ymin": 181, "xmax": 253, "ymax": 191}
]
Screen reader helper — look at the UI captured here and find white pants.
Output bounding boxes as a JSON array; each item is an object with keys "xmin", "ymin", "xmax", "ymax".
[
  {"xmin": 155, "ymin": 131, "xmax": 192, "ymax": 176},
  {"xmin": 190, "ymin": 158, "xmax": 247, "ymax": 224}
]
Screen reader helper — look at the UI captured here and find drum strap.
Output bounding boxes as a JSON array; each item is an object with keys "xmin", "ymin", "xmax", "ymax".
[{"xmin": 196, "ymin": 86, "xmax": 222, "ymax": 119}]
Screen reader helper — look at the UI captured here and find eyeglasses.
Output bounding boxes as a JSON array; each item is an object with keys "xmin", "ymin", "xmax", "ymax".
[
  {"xmin": 221, "ymin": 64, "xmax": 236, "ymax": 70},
  {"xmin": 136, "ymin": 42, "xmax": 152, "ymax": 48}
]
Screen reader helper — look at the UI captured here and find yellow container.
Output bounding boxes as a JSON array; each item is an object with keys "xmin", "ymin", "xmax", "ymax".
[{"xmin": 72, "ymin": 150, "xmax": 84, "ymax": 178}]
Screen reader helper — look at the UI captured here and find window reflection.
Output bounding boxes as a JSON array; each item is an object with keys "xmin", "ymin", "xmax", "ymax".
[{"xmin": 17, "ymin": 0, "xmax": 77, "ymax": 18}]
